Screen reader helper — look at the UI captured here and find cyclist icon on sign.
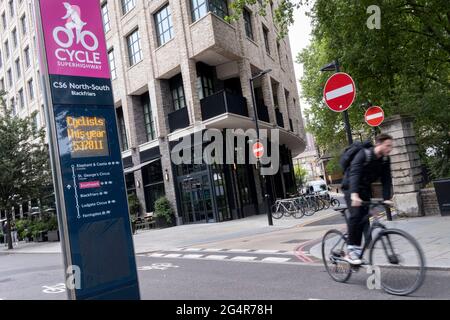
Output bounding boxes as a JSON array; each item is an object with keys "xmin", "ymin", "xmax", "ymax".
[{"xmin": 53, "ymin": 2, "xmax": 98, "ymax": 51}]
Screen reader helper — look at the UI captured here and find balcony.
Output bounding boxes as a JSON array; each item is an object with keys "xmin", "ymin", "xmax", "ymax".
[
  {"xmin": 256, "ymin": 104, "xmax": 270, "ymax": 123},
  {"xmin": 275, "ymin": 109, "xmax": 284, "ymax": 128},
  {"xmin": 201, "ymin": 90, "xmax": 248, "ymax": 121},
  {"xmin": 168, "ymin": 107, "xmax": 190, "ymax": 133}
]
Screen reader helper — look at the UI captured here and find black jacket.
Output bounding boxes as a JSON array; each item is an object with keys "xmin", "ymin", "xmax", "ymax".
[{"xmin": 342, "ymin": 148, "xmax": 392, "ymax": 200}]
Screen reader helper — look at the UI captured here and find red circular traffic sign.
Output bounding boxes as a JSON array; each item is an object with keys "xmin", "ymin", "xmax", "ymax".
[
  {"xmin": 253, "ymin": 142, "xmax": 264, "ymax": 159},
  {"xmin": 365, "ymin": 106, "xmax": 385, "ymax": 127},
  {"xmin": 323, "ymin": 72, "xmax": 356, "ymax": 112}
]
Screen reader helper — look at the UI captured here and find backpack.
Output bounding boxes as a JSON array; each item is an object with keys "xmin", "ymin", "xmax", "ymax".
[{"xmin": 339, "ymin": 141, "xmax": 373, "ymax": 174}]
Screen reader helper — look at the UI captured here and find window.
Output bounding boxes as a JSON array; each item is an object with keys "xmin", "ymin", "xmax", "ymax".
[
  {"xmin": 15, "ymin": 58, "xmax": 21, "ymax": 78},
  {"xmin": 1, "ymin": 12, "xmax": 6, "ymax": 30},
  {"xmin": 142, "ymin": 95, "xmax": 155, "ymax": 141},
  {"xmin": 24, "ymin": 46, "xmax": 30, "ymax": 68},
  {"xmin": 33, "ymin": 112, "xmax": 40, "ymax": 129},
  {"xmin": 18, "ymin": 88, "xmax": 24, "ymax": 109},
  {"xmin": 191, "ymin": 0, "xmax": 228, "ymax": 22},
  {"xmin": 154, "ymin": 4, "xmax": 174, "ymax": 47},
  {"xmin": 108, "ymin": 49, "xmax": 116, "ymax": 79},
  {"xmin": 101, "ymin": 2, "xmax": 110, "ymax": 33},
  {"xmin": 196, "ymin": 63, "xmax": 214, "ymax": 100},
  {"xmin": 243, "ymin": 8, "xmax": 253, "ymax": 40},
  {"xmin": 8, "ymin": 0, "xmax": 14, "ymax": 18},
  {"xmin": 10, "ymin": 97, "xmax": 15, "ymax": 115},
  {"xmin": 28, "ymin": 78, "xmax": 34, "ymax": 100},
  {"xmin": 116, "ymin": 107, "xmax": 128, "ymax": 151},
  {"xmin": 262, "ymin": 25, "xmax": 270, "ymax": 54},
  {"xmin": 7, "ymin": 68, "xmax": 12, "ymax": 87},
  {"xmin": 4, "ymin": 40, "xmax": 9, "ymax": 58},
  {"xmin": 169, "ymin": 74, "xmax": 186, "ymax": 110},
  {"xmin": 20, "ymin": 15, "xmax": 26, "ymax": 35},
  {"xmin": 12, "ymin": 28, "xmax": 17, "ymax": 48},
  {"xmin": 121, "ymin": 0, "xmax": 136, "ymax": 15},
  {"xmin": 277, "ymin": 41, "xmax": 281, "ymax": 65},
  {"xmin": 0, "ymin": 78, "xmax": 4, "ymax": 91},
  {"xmin": 142, "ymin": 160, "xmax": 165, "ymax": 212},
  {"xmin": 209, "ymin": 0, "xmax": 228, "ymax": 20},
  {"xmin": 0, "ymin": 50, "xmax": 2, "ymax": 68},
  {"xmin": 126, "ymin": 29, "xmax": 142, "ymax": 66}
]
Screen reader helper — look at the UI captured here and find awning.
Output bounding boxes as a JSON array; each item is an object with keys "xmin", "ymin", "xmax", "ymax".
[{"xmin": 123, "ymin": 158, "xmax": 161, "ymax": 174}]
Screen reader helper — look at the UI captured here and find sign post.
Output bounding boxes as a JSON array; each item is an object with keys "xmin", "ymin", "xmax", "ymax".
[{"xmin": 35, "ymin": 0, "xmax": 140, "ymax": 299}]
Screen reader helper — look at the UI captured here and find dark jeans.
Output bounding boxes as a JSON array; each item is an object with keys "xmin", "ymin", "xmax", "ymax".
[{"xmin": 344, "ymin": 191, "xmax": 372, "ymax": 247}]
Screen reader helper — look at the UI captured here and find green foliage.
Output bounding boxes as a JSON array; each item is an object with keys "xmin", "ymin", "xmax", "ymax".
[
  {"xmin": 154, "ymin": 197, "xmax": 174, "ymax": 224},
  {"xmin": 294, "ymin": 164, "xmax": 307, "ymax": 187},
  {"xmin": 127, "ymin": 193, "xmax": 141, "ymax": 219}
]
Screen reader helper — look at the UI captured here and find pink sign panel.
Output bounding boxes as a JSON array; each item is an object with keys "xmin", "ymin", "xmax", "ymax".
[{"xmin": 39, "ymin": 0, "xmax": 109, "ymax": 78}]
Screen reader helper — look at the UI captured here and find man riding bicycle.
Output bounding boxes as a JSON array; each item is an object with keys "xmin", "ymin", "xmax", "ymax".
[{"xmin": 341, "ymin": 134, "xmax": 394, "ymax": 265}]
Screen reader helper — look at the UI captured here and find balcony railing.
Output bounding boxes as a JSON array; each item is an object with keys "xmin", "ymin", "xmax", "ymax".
[
  {"xmin": 200, "ymin": 90, "xmax": 248, "ymax": 121},
  {"xmin": 168, "ymin": 107, "xmax": 190, "ymax": 133},
  {"xmin": 275, "ymin": 109, "xmax": 284, "ymax": 128},
  {"xmin": 256, "ymin": 103, "xmax": 270, "ymax": 123}
]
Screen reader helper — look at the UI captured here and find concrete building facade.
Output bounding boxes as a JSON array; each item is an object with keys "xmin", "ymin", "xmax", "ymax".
[{"xmin": 1, "ymin": 0, "xmax": 306, "ymax": 224}]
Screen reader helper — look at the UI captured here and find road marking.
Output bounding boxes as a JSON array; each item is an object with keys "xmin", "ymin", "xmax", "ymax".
[
  {"xmin": 184, "ymin": 248, "xmax": 202, "ymax": 251},
  {"xmin": 138, "ymin": 263, "xmax": 179, "ymax": 271},
  {"xmin": 42, "ymin": 283, "xmax": 66, "ymax": 294},
  {"xmin": 261, "ymin": 257, "xmax": 291, "ymax": 263},
  {"xmin": 148, "ymin": 253, "xmax": 166, "ymax": 257},
  {"xmin": 254, "ymin": 249, "xmax": 280, "ymax": 254},
  {"xmin": 205, "ymin": 255, "xmax": 228, "ymax": 260},
  {"xmin": 231, "ymin": 256, "xmax": 257, "ymax": 262},
  {"xmin": 164, "ymin": 253, "xmax": 183, "ymax": 258},
  {"xmin": 202, "ymin": 248, "xmax": 225, "ymax": 252},
  {"xmin": 182, "ymin": 254, "xmax": 204, "ymax": 259}
]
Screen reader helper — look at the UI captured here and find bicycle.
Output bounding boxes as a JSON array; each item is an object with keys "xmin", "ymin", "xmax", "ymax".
[
  {"xmin": 271, "ymin": 198, "xmax": 304, "ymax": 219},
  {"xmin": 321, "ymin": 200, "xmax": 426, "ymax": 296}
]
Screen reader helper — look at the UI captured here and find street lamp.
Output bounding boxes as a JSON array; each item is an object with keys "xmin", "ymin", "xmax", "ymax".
[
  {"xmin": 319, "ymin": 59, "xmax": 353, "ymax": 145},
  {"xmin": 249, "ymin": 68, "xmax": 273, "ymax": 226}
]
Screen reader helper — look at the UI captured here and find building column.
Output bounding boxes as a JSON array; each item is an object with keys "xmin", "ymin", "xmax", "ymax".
[
  {"xmin": 278, "ymin": 85, "xmax": 290, "ymax": 130},
  {"xmin": 238, "ymin": 59, "xmax": 255, "ymax": 118},
  {"xmin": 261, "ymin": 75, "xmax": 276, "ymax": 125},
  {"xmin": 380, "ymin": 115, "xmax": 424, "ymax": 217},
  {"xmin": 159, "ymin": 138, "xmax": 180, "ymax": 224},
  {"xmin": 180, "ymin": 59, "xmax": 201, "ymax": 125}
]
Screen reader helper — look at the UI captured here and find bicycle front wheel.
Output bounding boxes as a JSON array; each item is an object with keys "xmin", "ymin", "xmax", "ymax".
[
  {"xmin": 322, "ymin": 229, "xmax": 352, "ymax": 283},
  {"xmin": 271, "ymin": 204, "xmax": 283, "ymax": 219},
  {"xmin": 369, "ymin": 229, "xmax": 426, "ymax": 296}
]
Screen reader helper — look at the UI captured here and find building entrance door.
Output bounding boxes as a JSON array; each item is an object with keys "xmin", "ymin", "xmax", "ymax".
[{"xmin": 179, "ymin": 173, "xmax": 215, "ymax": 223}]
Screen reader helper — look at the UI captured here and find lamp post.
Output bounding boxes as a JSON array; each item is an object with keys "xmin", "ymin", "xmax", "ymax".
[
  {"xmin": 249, "ymin": 69, "xmax": 273, "ymax": 226},
  {"xmin": 320, "ymin": 59, "xmax": 353, "ymax": 145}
]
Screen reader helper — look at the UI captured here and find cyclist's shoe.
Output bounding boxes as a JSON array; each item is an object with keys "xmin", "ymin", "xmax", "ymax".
[{"xmin": 344, "ymin": 250, "xmax": 363, "ymax": 265}]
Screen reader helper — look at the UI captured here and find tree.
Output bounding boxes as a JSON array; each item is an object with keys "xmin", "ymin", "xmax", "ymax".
[
  {"xmin": 293, "ymin": 164, "xmax": 307, "ymax": 187},
  {"xmin": 228, "ymin": 0, "xmax": 449, "ymax": 178},
  {"xmin": 0, "ymin": 91, "xmax": 52, "ymax": 249}
]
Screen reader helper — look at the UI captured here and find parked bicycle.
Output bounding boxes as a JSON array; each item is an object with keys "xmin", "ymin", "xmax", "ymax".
[
  {"xmin": 321, "ymin": 199, "xmax": 426, "ymax": 296},
  {"xmin": 271, "ymin": 198, "xmax": 304, "ymax": 219}
]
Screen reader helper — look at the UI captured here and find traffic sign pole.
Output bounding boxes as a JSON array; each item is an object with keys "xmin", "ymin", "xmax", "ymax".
[{"xmin": 335, "ymin": 62, "xmax": 353, "ymax": 145}]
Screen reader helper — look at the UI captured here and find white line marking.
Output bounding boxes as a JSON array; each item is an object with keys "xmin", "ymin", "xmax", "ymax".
[
  {"xmin": 325, "ymin": 84, "xmax": 353, "ymax": 100},
  {"xmin": 205, "ymin": 255, "xmax": 229, "ymax": 260},
  {"xmin": 148, "ymin": 253, "xmax": 166, "ymax": 257},
  {"xmin": 184, "ymin": 248, "xmax": 203, "ymax": 251},
  {"xmin": 228, "ymin": 249, "xmax": 251, "ymax": 252},
  {"xmin": 182, "ymin": 254, "xmax": 204, "ymax": 259},
  {"xmin": 202, "ymin": 248, "xmax": 225, "ymax": 252},
  {"xmin": 231, "ymin": 256, "xmax": 258, "ymax": 261},
  {"xmin": 261, "ymin": 257, "xmax": 291, "ymax": 263},
  {"xmin": 366, "ymin": 112, "xmax": 383, "ymax": 120},
  {"xmin": 254, "ymin": 249, "xmax": 280, "ymax": 254},
  {"xmin": 164, "ymin": 253, "xmax": 182, "ymax": 258}
]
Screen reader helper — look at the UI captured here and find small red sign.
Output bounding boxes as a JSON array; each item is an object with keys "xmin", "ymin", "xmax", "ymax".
[
  {"xmin": 365, "ymin": 106, "xmax": 385, "ymax": 127},
  {"xmin": 323, "ymin": 72, "xmax": 356, "ymax": 112},
  {"xmin": 253, "ymin": 142, "xmax": 264, "ymax": 159},
  {"xmin": 79, "ymin": 181, "xmax": 101, "ymax": 189}
]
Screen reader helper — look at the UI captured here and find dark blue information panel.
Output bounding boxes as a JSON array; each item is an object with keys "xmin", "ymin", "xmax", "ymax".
[{"xmin": 54, "ymin": 104, "xmax": 139, "ymax": 300}]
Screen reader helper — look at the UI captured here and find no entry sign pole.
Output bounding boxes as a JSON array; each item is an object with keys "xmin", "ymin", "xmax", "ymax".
[{"xmin": 335, "ymin": 62, "xmax": 353, "ymax": 145}]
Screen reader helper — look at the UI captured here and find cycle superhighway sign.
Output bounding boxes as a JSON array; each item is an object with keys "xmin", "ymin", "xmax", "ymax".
[{"xmin": 35, "ymin": 0, "xmax": 140, "ymax": 300}]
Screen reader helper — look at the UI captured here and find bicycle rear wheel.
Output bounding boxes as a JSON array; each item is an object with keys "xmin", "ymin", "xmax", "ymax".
[
  {"xmin": 369, "ymin": 229, "xmax": 426, "ymax": 296},
  {"xmin": 322, "ymin": 229, "xmax": 352, "ymax": 283},
  {"xmin": 331, "ymin": 198, "xmax": 340, "ymax": 207}
]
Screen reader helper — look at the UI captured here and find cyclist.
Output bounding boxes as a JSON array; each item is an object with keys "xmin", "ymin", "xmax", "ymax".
[{"xmin": 341, "ymin": 133, "xmax": 394, "ymax": 264}]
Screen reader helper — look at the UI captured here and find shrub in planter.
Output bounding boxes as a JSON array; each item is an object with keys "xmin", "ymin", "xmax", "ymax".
[{"xmin": 154, "ymin": 197, "xmax": 175, "ymax": 228}]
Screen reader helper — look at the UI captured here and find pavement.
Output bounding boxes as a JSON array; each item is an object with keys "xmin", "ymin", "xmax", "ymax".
[{"xmin": 2, "ymin": 206, "xmax": 450, "ymax": 270}]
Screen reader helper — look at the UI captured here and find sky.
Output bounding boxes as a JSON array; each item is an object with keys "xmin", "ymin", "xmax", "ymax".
[{"xmin": 287, "ymin": 2, "xmax": 314, "ymax": 115}]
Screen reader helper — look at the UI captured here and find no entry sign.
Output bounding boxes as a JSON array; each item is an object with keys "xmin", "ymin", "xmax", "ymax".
[
  {"xmin": 323, "ymin": 73, "xmax": 356, "ymax": 112},
  {"xmin": 253, "ymin": 141, "xmax": 264, "ymax": 159},
  {"xmin": 365, "ymin": 106, "xmax": 385, "ymax": 127}
]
